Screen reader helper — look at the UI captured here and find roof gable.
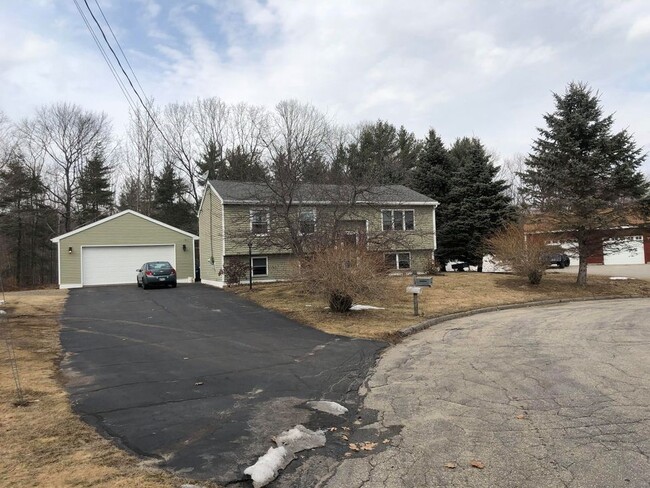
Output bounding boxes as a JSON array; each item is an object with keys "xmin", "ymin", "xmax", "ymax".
[{"xmin": 51, "ymin": 210, "xmax": 199, "ymax": 243}]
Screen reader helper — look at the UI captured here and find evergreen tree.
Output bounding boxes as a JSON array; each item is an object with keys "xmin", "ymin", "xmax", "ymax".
[
  {"xmin": 225, "ymin": 145, "xmax": 266, "ymax": 181},
  {"xmin": 153, "ymin": 160, "xmax": 195, "ymax": 232},
  {"xmin": 0, "ymin": 151, "xmax": 52, "ymax": 287},
  {"xmin": 196, "ymin": 139, "xmax": 227, "ymax": 182},
  {"xmin": 77, "ymin": 152, "xmax": 114, "ymax": 225},
  {"xmin": 395, "ymin": 126, "xmax": 422, "ymax": 185},
  {"xmin": 438, "ymin": 137, "xmax": 514, "ymax": 267},
  {"xmin": 521, "ymin": 82, "xmax": 649, "ymax": 285}
]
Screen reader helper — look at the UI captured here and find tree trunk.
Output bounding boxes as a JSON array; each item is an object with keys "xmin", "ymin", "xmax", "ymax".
[{"xmin": 576, "ymin": 244, "xmax": 588, "ymax": 287}]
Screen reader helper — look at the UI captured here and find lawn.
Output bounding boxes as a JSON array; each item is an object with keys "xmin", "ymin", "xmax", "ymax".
[
  {"xmin": 0, "ymin": 289, "xmax": 219, "ymax": 488},
  {"xmin": 230, "ymin": 271, "xmax": 650, "ymax": 340}
]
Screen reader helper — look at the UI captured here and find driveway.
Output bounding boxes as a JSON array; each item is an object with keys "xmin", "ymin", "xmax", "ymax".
[
  {"xmin": 553, "ymin": 263, "xmax": 650, "ymax": 280},
  {"xmin": 325, "ymin": 299, "xmax": 650, "ymax": 488},
  {"xmin": 61, "ymin": 284, "xmax": 384, "ymax": 485}
]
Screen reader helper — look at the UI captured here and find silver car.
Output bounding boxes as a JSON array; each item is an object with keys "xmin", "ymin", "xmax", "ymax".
[{"xmin": 137, "ymin": 261, "xmax": 177, "ymax": 289}]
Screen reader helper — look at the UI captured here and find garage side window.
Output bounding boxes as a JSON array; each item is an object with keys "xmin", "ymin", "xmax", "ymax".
[
  {"xmin": 250, "ymin": 209, "xmax": 269, "ymax": 235},
  {"xmin": 251, "ymin": 256, "xmax": 268, "ymax": 276}
]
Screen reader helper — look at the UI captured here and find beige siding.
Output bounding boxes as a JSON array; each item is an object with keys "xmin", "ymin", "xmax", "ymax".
[
  {"xmin": 198, "ymin": 188, "xmax": 225, "ymax": 282},
  {"xmin": 58, "ymin": 213, "xmax": 195, "ymax": 286},
  {"xmin": 224, "ymin": 254, "xmax": 298, "ymax": 282},
  {"xmin": 222, "ymin": 204, "xmax": 436, "ymax": 255}
]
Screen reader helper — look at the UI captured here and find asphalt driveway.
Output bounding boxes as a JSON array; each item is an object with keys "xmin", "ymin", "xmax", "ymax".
[
  {"xmin": 325, "ymin": 299, "xmax": 650, "ymax": 488},
  {"xmin": 61, "ymin": 284, "xmax": 384, "ymax": 485}
]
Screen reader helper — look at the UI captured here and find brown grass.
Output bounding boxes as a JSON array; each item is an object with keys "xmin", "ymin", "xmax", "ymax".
[
  {"xmin": 0, "ymin": 289, "xmax": 219, "ymax": 488},
  {"xmin": 229, "ymin": 272, "xmax": 650, "ymax": 340}
]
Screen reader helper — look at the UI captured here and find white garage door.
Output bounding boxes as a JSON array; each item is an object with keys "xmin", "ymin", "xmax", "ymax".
[
  {"xmin": 603, "ymin": 236, "xmax": 644, "ymax": 265},
  {"xmin": 82, "ymin": 245, "xmax": 175, "ymax": 286}
]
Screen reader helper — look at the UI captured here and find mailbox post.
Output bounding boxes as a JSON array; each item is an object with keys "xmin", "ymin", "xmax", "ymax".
[{"xmin": 406, "ymin": 286, "xmax": 422, "ymax": 316}]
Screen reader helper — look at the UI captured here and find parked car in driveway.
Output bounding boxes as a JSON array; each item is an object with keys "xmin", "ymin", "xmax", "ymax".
[
  {"xmin": 546, "ymin": 253, "xmax": 571, "ymax": 269},
  {"xmin": 137, "ymin": 261, "xmax": 177, "ymax": 289}
]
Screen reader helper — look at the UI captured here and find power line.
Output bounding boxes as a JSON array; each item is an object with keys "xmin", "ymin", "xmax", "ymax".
[{"xmin": 72, "ymin": 0, "xmax": 138, "ymax": 113}]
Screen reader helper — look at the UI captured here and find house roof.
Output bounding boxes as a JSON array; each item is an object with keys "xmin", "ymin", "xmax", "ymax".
[
  {"xmin": 208, "ymin": 180, "xmax": 438, "ymax": 205},
  {"xmin": 51, "ymin": 209, "xmax": 199, "ymax": 243}
]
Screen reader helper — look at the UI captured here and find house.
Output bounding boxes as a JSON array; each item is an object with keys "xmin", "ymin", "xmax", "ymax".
[
  {"xmin": 51, "ymin": 210, "xmax": 198, "ymax": 288},
  {"xmin": 198, "ymin": 180, "xmax": 438, "ymax": 287},
  {"xmin": 524, "ymin": 216, "xmax": 650, "ymax": 265}
]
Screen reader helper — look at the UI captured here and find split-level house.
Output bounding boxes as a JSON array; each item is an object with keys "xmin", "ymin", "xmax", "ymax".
[{"xmin": 198, "ymin": 180, "xmax": 439, "ymax": 287}]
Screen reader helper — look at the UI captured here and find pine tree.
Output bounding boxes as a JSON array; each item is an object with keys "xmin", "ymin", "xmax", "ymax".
[
  {"xmin": 225, "ymin": 146, "xmax": 266, "ymax": 181},
  {"xmin": 77, "ymin": 152, "xmax": 114, "ymax": 225},
  {"xmin": 438, "ymin": 137, "xmax": 514, "ymax": 267},
  {"xmin": 521, "ymin": 82, "xmax": 649, "ymax": 286},
  {"xmin": 196, "ymin": 139, "xmax": 227, "ymax": 182},
  {"xmin": 153, "ymin": 160, "xmax": 195, "ymax": 232}
]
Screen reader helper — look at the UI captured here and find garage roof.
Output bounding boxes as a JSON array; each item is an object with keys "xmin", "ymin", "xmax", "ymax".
[{"xmin": 51, "ymin": 210, "xmax": 199, "ymax": 243}]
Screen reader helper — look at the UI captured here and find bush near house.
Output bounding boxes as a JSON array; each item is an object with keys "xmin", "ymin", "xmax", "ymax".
[{"xmin": 487, "ymin": 222, "xmax": 549, "ymax": 284}]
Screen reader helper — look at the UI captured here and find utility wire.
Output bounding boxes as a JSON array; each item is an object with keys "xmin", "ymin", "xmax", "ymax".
[
  {"xmin": 92, "ymin": 0, "xmax": 147, "ymax": 96},
  {"xmin": 72, "ymin": 0, "xmax": 138, "ymax": 113},
  {"xmin": 80, "ymin": 0, "xmax": 183, "ymax": 163}
]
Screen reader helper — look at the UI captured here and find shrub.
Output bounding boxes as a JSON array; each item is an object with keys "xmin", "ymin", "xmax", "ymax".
[
  {"xmin": 300, "ymin": 247, "xmax": 386, "ymax": 312},
  {"xmin": 219, "ymin": 259, "xmax": 249, "ymax": 286},
  {"xmin": 487, "ymin": 222, "xmax": 548, "ymax": 285}
]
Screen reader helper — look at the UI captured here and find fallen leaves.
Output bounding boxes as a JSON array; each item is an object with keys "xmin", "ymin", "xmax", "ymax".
[
  {"xmin": 444, "ymin": 462, "xmax": 457, "ymax": 469},
  {"xmin": 470, "ymin": 460, "xmax": 485, "ymax": 469},
  {"xmin": 348, "ymin": 441, "xmax": 377, "ymax": 452}
]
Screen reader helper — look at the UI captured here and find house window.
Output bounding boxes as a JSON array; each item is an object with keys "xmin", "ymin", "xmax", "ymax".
[
  {"xmin": 382, "ymin": 210, "xmax": 415, "ymax": 231},
  {"xmin": 250, "ymin": 209, "xmax": 269, "ymax": 235},
  {"xmin": 299, "ymin": 208, "xmax": 316, "ymax": 234},
  {"xmin": 251, "ymin": 256, "xmax": 268, "ymax": 276},
  {"xmin": 385, "ymin": 252, "xmax": 411, "ymax": 269}
]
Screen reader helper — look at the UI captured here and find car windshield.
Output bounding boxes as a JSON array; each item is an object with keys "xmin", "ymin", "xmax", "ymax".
[{"xmin": 149, "ymin": 261, "xmax": 172, "ymax": 270}]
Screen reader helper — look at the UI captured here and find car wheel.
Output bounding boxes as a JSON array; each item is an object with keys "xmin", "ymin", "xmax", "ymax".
[
  {"xmin": 137, "ymin": 279, "xmax": 142, "ymax": 288},
  {"xmin": 142, "ymin": 280, "xmax": 149, "ymax": 290},
  {"xmin": 557, "ymin": 263, "xmax": 564, "ymax": 269},
  {"xmin": 171, "ymin": 282, "xmax": 177, "ymax": 288}
]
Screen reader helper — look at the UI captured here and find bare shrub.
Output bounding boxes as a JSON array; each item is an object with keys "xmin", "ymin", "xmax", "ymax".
[
  {"xmin": 300, "ymin": 247, "xmax": 386, "ymax": 312},
  {"xmin": 487, "ymin": 222, "xmax": 548, "ymax": 285},
  {"xmin": 219, "ymin": 259, "xmax": 249, "ymax": 286}
]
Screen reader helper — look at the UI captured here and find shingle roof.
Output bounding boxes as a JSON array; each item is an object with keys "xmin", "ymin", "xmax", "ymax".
[{"xmin": 208, "ymin": 180, "xmax": 438, "ymax": 205}]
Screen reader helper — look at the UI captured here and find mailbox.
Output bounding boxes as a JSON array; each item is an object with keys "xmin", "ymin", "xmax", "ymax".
[
  {"xmin": 414, "ymin": 277, "xmax": 433, "ymax": 287},
  {"xmin": 406, "ymin": 286, "xmax": 422, "ymax": 294}
]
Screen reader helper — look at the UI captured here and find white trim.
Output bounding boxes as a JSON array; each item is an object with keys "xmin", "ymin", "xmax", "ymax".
[
  {"xmin": 432, "ymin": 207, "xmax": 437, "ymax": 250},
  {"xmin": 51, "ymin": 209, "xmax": 199, "ymax": 243},
  {"xmin": 60, "ymin": 283, "xmax": 83, "ymax": 289},
  {"xmin": 201, "ymin": 279, "xmax": 226, "ymax": 288},
  {"xmin": 250, "ymin": 208, "xmax": 270, "ymax": 236},
  {"xmin": 251, "ymin": 256, "xmax": 269, "ymax": 277},
  {"xmin": 57, "ymin": 240, "xmax": 61, "ymax": 287},
  {"xmin": 242, "ymin": 278, "xmax": 288, "ymax": 284},
  {"xmin": 224, "ymin": 199, "xmax": 438, "ymax": 206},
  {"xmin": 197, "ymin": 182, "xmax": 216, "ymax": 215},
  {"xmin": 381, "ymin": 209, "xmax": 416, "ymax": 231},
  {"xmin": 80, "ymin": 244, "xmax": 176, "ymax": 286}
]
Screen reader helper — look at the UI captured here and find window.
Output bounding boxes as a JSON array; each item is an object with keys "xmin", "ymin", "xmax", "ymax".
[
  {"xmin": 299, "ymin": 208, "xmax": 316, "ymax": 234},
  {"xmin": 250, "ymin": 209, "xmax": 269, "ymax": 235},
  {"xmin": 251, "ymin": 256, "xmax": 268, "ymax": 276},
  {"xmin": 385, "ymin": 252, "xmax": 411, "ymax": 269},
  {"xmin": 382, "ymin": 210, "xmax": 415, "ymax": 231}
]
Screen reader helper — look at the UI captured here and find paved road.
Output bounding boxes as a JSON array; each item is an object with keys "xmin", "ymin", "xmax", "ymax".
[
  {"xmin": 324, "ymin": 299, "xmax": 650, "ymax": 488},
  {"xmin": 553, "ymin": 263, "xmax": 650, "ymax": 280},
  {"xmin": 60, "ymin": 284, "xmax": 384, "ymax": 485}
]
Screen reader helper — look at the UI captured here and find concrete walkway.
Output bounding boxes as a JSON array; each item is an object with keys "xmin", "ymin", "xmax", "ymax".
[{"xmin": 324, "ymin": 299, "xmax": 650, "ymax": 488}]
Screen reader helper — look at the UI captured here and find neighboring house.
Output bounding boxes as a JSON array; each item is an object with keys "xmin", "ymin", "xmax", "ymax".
[
  {"xmin": 51, "ymin": 209, "xmax": 198, "ymax": 288},
  {"xmin": 198, "ymin": 180, "xmax": 438, "ymax": 287},
  {"xmin": 524, "ymin": 217, "xmax": 650, "ymax": 265}
]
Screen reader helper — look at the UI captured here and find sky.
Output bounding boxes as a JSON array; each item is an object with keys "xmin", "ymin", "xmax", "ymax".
[{"xmin": 1, "ymin": 0, "xmax": 649, "ymax": 171}]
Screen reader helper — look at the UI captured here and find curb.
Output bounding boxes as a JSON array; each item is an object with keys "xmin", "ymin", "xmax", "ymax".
[{"xmin": 398, "ymin": 295, "xmax": 648, "ymax": 338}]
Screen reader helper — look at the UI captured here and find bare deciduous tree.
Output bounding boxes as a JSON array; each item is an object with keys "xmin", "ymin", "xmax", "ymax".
[
  {"xmin": 487, "ymin": 222, "xmax": 549, "ymax": 284},
  {"xmin": 20, "ymin": 103, "xmax": 111, "ymax": 232}
]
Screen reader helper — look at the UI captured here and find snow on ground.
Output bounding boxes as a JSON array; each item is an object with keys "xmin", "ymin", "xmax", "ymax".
[
  {"xmin": 306, "ymin": 400, "xmax": 349, "ymax": 416},
  {"xmin": 244, "ymin": 425, "xmax": 327, "ymax": 487},
  {"xmin": 609, "ymin": 276, "xmax": 633, "ymax": 280},
  {"xmin": 350, "ymin": 304, "xmax": 385, "ymax": 311}
]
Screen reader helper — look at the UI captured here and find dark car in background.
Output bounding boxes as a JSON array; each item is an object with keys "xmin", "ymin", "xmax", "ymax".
[
  {"xmin": 137, "ymin": 261, "xmax": 177, "ymax": 289},
  {"xmin": 546, "ymin": 253, "xmax": 571, "ymax": 269}
]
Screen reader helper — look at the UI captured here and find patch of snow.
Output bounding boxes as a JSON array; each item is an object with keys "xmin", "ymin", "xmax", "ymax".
[
  {"xmin": 244, "ymin": 446, "xmax": 292, "ymax": 488},
  {"xmin": 244, "ymin": 425, "xmax": 327, "ymax": 487},
  {"xmin": 306, "ymin": 400, "xmax": 349, "ymax": 416},
  {"xmin": 610, "ymin": 276, "xmax": 633, "ymax": 280},
  {"xmin": 273, "ymin": 424, "xmax": 326, "ymax": 452},
  {"xmin": 350, "ymin": 304, "xmax": 385, "ymax": 311},
  {"xmin": 0, "ymin": 310, "xmax": 6, "ymax": 315},
  {"xmin": 181, "ymin": 484, "xmax": 205, "ymax": 488}
]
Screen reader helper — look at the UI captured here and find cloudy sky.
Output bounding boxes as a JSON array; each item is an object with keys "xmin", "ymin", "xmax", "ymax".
[{"xmin": 1, "ymin": 0, "xmax": 649, "ymax": 169}]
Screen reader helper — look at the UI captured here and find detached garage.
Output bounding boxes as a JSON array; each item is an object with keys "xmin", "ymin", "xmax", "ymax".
[{"xmin": 52, "ymin": 210, "xmax": 198, "ymax": 288}]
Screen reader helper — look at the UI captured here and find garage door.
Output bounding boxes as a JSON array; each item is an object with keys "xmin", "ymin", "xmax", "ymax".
[
  {"xmin": 603, "ymin": 236, "xmax": 644, "ymax": 265},
  {"xmin": 82, "ymin": 245, "xmax": 175, "ymax": 286}
]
